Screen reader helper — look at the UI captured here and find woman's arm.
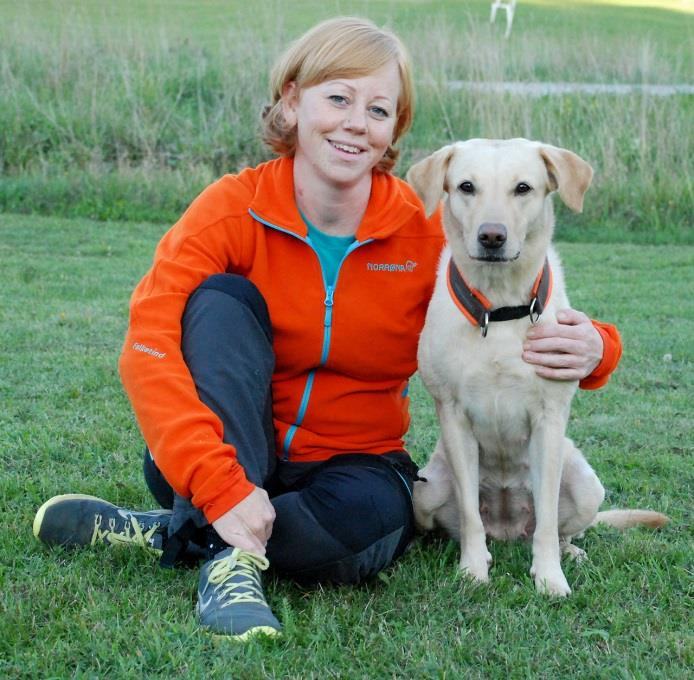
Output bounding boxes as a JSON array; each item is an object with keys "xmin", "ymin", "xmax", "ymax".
[{"xmin": 119, "ymin": 177, "xmax": 260, "ymax": 524}]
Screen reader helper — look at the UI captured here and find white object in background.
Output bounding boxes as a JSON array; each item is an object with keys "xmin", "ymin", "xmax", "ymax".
[{"xmin": 490, "ymin": 0, "xmax": 517, "ymax": 38}]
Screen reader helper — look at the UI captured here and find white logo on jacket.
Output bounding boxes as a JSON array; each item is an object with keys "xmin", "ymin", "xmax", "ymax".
[
  {"xmin": 366, "ymin": 260, "xmax": 418, "ymax": 273},
  {"xmin": 132, "ymin": 342, "xmax": 166, "ymax": 359}
]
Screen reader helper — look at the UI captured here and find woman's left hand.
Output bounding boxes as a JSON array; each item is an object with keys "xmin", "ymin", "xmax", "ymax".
[{"xmin": 522, "ymin": 308, "xmax": 604, "ymax": 381}]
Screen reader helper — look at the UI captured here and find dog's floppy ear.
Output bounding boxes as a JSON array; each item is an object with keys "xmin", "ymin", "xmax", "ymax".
[
  {"xmin": 539, "ymin": 145, "xmax": 593, "ymax": 213},
  {"xmin": 406, "ymin": 144, "xmax": 455, "ymax": 216}
]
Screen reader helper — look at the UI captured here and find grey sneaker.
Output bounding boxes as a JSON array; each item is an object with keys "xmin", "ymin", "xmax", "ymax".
[
  {"xmin": 197, "ymin": 547, "xmax": 281, "ymax": 641},
  {"xmin": 33, "ymin": 493, "xmax": 171, "ymax": 553}
]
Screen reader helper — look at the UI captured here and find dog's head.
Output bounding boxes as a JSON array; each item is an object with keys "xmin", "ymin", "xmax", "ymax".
[{"xmin": 406, "ymin": 138, "xmax": 593, "ymax": 264}]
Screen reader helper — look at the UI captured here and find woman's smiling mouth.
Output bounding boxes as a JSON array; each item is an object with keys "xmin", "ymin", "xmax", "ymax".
[{"xmin": 329, "ymin": 140, "xmax": 364, "ymax": 155}]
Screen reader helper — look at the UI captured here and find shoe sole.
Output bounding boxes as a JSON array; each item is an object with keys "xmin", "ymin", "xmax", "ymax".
[
  {"xmin": 210, "ymin": 626, "xmax": 281, "ymax": 643},
  {"xmin": 33, "ymin": 493, "xmax": 170, "ymax": 552},
  {"xmin": 197, "ymin": 597, "xmax": 280, "ymax": 643}
]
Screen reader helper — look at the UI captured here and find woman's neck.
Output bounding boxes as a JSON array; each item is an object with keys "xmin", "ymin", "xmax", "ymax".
[{"xmin": 293, "ymin": 164, "xmax": 371, "ymax": 237}]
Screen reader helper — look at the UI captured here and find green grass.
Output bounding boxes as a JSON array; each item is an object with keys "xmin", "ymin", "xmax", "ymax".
[
  {"xmin": 1, "ymin": 213, "xmax": 691, "ymax": 678},
  {"xmin": 0, "ymin": 0, "xmax": 692, "ymax": 242}
]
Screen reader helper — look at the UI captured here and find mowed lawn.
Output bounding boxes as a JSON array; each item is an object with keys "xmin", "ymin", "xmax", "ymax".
[
  {"xmin": 1, "ymin": 213, "xmax": 691, "ymax": 678},
  {"xmin": 1, "ymin": 0, "xmax": 692, "ymax": 676}
]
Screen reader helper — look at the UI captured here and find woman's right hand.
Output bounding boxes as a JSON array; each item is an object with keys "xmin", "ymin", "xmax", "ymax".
[{"xmin": 211, "ymin": 486, "xmax": 276, "ymax": 556}]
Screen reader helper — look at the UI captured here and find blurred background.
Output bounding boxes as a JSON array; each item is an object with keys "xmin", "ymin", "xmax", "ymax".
[{"xmin": 1, "ymin": 0, "xmax": 692, "ymax": 242}]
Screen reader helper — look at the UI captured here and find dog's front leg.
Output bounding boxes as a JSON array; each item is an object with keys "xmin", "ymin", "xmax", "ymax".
[
  {"xmin": 437, "ymin": 400, "xmax": 492, "ymax": 582},
  {"xmin": 528, "ymin": 411, "xmax": 571, "ymax": 596}
]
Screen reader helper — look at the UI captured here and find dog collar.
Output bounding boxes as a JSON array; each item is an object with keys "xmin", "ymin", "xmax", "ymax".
[{"xmin": 447, "ymin": 257, "xmax": 553, "ymax": 337}]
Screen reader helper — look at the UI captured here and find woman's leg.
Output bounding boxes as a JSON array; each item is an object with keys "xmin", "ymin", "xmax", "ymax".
[
  {"xmin": 154, "ymin": 273, "xmax": 277, "ymax": 563},
  {"xmin": 35, "ymin": 273, "xmax": 281, "ymax": 640},
  {"xmin": 155, "ymin": 273, "xmax": 281, "ymax": 639},
  {"xmin": 143, "ymin": 450, "xmax": 174, "ymax": 510},
  {"xmin": 268, "ymin": 453, "xmax": 417, "ymax": 584},
  {"xmin": 178, "ymin": 273, "xmax": 276, "ymax": 488}
]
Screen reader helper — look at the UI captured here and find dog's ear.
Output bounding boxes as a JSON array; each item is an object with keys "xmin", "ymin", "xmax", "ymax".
[
  {"xmin": 406, "ymin": 144, "xmax": 455, "ymax": 216},
  {"xmin": 539, "ymin": 145, "xmax": 593, "ymax": 213}
]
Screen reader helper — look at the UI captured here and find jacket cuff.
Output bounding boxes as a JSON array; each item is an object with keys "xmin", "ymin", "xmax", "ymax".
[
  {"xmin": 579, "ymin": 321, "xmax": 623, "ymax": 391},
  {"xmin": 202, "ymin": 475, "xmax": 257, "ymax": 524}
]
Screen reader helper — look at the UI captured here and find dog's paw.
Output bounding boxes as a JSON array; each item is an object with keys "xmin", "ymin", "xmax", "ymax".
[
  {"xmin": 560, "ymin": 541, "xmax": 588, "ymax": 563},
  {"xmin": 530, "ymin": 563, "xmax": 571, "ymax": 597},
  {"xmin": 459, "ymin": 550, "xmax": 492, "ymax": 583}
]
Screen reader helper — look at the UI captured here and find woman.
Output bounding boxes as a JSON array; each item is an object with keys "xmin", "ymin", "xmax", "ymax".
[{"xmin": 33, "ymin": 17, "xmax": 620, "ymax": 641}]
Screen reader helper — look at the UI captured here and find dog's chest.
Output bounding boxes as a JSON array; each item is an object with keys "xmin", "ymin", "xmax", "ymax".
[
  {"xmin": 420, "ymin": 310, "xmax": 565, "ymax": 462},
  {"xmin": 458, "ymin": 326, "xmax": 539, "ymax": 443},
  {"xmin": 421, "ymin": 313, "xmax": 541, "ymax": 418}
]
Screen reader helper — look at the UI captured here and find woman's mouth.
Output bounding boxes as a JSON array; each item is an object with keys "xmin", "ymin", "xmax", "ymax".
[{"xmin": 329, "ymin": 140, "xmax": 363, "ymax": 155}]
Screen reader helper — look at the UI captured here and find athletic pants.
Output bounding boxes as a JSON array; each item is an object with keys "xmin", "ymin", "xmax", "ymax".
[{"xmin": 142, "ymin": 274, "xmax": 417, "ymax": 584}]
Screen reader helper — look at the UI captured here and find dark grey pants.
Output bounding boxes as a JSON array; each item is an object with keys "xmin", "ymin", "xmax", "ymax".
[{"xmin": 144, "ymin": 274, "xmax": 416, "ymax": 584}]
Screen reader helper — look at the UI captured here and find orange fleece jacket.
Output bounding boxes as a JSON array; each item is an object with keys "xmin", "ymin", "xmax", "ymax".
[{"xmin": 119, "ymin": 157, "xmax": 622, "ymax": 523}]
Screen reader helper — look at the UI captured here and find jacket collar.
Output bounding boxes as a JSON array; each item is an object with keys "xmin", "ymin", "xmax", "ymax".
[{"xmin": 248, "ymin": 157, "xmax": 420, "ymax": 241}]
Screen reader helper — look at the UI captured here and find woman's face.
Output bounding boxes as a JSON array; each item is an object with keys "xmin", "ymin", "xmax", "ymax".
[{"xmin": 282, "ymin": 60, "xmax": 401, "ymax": 191}]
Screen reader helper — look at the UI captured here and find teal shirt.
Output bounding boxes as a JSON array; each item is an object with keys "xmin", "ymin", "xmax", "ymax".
[{"xmin": 301, "ymin": 212, "xmax": 356, "ymax": 287}]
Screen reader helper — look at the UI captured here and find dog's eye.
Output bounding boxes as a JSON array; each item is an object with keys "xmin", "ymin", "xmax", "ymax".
[
  {"xmin": 459, "ymin": 181, "xmax": 475, "ymax": 194},
  {"xmin": 515, "ymin": 183, "xmax": 532, "ymax": 195}
]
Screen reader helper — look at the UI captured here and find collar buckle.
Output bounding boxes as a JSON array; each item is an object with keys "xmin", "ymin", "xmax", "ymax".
[
  {"xmin": 481, "ymin": 311, "xmax": 490, "ymax": 337},
  {"xmin": 529, "ymin": 297, "xmax": 541, "ymax": 324}
]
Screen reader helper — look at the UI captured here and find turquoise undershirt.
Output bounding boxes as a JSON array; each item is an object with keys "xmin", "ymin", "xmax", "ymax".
[{"xmin": 300, "ymin": 210, "xmax": 356, "ymax": 287}]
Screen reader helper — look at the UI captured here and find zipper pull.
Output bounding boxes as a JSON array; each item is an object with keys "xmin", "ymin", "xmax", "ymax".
[
  {"xmin": 324, "ymin": 286, "xmax": 334, "ymax": 307},
  {"xmin": 324, "ymin": 286, "xmax": 334, "ymax": 327}
]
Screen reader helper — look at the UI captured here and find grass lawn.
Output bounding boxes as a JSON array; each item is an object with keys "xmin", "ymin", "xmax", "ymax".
[
  {"xmin": 1, "ymin": 1, "xmax": 692, "ymax": 675},
  {"xmin": 1, "ymin": 212, "xmax": 691, "ymax": 678}
]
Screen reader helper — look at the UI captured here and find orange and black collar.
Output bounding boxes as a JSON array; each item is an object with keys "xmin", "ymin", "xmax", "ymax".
[{"xmin": 447, "ymin": 258, "xmax": 553, "ymax": 337}]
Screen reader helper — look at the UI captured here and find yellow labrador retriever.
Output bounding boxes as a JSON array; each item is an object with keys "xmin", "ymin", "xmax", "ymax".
[{"xmin": 408, "ymin": 138, "xmax": 666, "ymax": 597}]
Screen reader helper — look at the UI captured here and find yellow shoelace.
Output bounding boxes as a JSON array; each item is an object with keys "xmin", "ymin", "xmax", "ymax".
[
  {"xmin": 90, "ymin": 513, "xmax": 161, "ymax": 551},
  {"xmin": 208, "ymin": 549, "xmax": 270, "ymax": 607}
]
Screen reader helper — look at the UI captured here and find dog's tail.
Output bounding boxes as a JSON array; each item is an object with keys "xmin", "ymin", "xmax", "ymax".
[{"xmin": 591, "ymin": 509, "xmax": 669, "ymax": 530}]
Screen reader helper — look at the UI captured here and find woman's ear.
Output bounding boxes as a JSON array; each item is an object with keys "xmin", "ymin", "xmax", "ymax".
[{"xmin": 281, "ymin": 82, "xmax": 299, "ymax": 128}]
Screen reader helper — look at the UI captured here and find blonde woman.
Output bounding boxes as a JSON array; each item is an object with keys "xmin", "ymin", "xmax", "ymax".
[{"xmin": 34, "ymin": 17, "xmax": 621, "ymax": 640}]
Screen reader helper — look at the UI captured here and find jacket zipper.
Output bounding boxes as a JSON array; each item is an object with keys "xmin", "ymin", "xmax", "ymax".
[{"xmin": 248, "ymin": 209, "xmax": 372, "ymax": 460}]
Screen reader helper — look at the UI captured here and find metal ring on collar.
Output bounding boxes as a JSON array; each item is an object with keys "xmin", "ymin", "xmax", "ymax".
[
  {"xmin": 529, "ymin": 298, "xmax": 541, "ymax": 324},
  {"xmin": 481, "ymin": 310, "xmax": 490, "ymax": 337}
]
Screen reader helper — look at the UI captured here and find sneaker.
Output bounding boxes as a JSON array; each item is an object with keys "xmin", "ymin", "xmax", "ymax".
[
  {"xmin": 33, "ymin": 493, "xmax": 171, "ymax": 553},
  {"xmin": 197, "ymin": 547, "xmax": 281, "ymax": 641}
]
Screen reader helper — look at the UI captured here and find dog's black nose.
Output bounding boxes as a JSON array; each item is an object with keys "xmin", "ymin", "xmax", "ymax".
[{"xmin": 478, "ymin": 223, "xmax": 507, "ymax": 249}]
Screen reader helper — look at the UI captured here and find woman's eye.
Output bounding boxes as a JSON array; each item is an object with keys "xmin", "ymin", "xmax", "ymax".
[
  {"xmin": 515, "ymin": 182, "xmax": 532, "ymax": 195},
  {"xmin": 329, "ymin": 95, "xmax": 348, "ymax": 105},
  {"xmin": 369, "ymin": 106, "xmax": 389, "ymax": 119},
  {"xmin": 459, "ymin": 181, "xmax": 475, "ymax": 194}
]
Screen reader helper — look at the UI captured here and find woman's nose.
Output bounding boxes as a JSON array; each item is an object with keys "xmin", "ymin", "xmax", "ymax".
[{"xmin": 343, "ymin": 107, "xmax": 367, "ymax": 132}]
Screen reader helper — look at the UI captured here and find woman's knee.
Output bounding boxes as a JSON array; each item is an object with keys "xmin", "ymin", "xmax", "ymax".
[{"xmin": 190, "ymin": 274, "xmax": 272, "ymax": 343}]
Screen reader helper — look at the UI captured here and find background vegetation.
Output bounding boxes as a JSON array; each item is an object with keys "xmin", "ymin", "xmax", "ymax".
[
  {"xmin": 1, "ymin": 1, "xmax": 692, "ymax": 677},
  {"xmin": 1, "ymin": 0, "xmax": 692, "ymax": 241}
]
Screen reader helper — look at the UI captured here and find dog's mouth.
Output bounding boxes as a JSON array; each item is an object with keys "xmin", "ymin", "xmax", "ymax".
[{"xmin": 471, "ymin": 251, "xmax": 521, "ymax": 263}]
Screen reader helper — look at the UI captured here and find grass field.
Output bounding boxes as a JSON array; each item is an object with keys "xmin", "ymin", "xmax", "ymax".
[
  {"xmin": 1, "ymin": 1, "xmax": 692, "ymax": 677},
  {"xmin": 1, "ymin": 212, "xmax": 692, "ymax": 677},
  {"xmin": 1, "ymin": 0, "xmax": 692, "ymax": 241}
]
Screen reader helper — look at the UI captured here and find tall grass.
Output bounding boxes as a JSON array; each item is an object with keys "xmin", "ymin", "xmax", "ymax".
[{"xmin": 0, "ymin": 1, "xmax": 692, "ymax": 240}]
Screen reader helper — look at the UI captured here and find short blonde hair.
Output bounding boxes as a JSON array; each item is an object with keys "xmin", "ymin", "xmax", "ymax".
[{"xmin": 261, "ymin": 17, "xmax": 414, "ymax": 174}]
